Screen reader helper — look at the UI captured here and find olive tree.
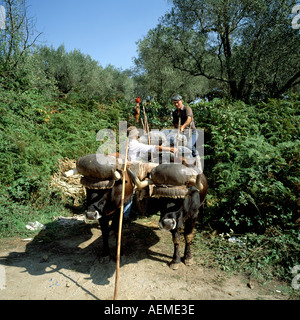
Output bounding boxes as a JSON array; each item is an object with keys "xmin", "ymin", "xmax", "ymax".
[
  {"xmin": 137, "ymin": 0, "xmax": 300, "ymax": 101},
  {"xmin": 134, "ymin": 25, "xmax": 212, "ymax": 104}
]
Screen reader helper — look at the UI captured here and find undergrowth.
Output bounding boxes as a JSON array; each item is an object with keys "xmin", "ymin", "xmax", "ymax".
[{"xmin": 0, "ymin": 88, "xmax": 299, "ymax": 289}]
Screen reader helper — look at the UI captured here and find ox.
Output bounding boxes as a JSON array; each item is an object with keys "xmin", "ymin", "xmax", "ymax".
[
  {"xmin": 128, "ymin": 163, "xmax": 208, "ymax": 269},
  {"xmin": 65, "ymin": 154, "xmax": 134, "ymax": 262}
]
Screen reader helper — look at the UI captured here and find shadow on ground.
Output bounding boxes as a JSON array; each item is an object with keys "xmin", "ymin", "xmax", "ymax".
[{"xmin": 0, "ymin": 217, "xmax": 165, "ymax": 299}]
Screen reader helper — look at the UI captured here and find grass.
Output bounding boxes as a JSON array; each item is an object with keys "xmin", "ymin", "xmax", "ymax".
[{"xmin": 191, "ymin": 225, "xmax": 300, "ymax": 299}]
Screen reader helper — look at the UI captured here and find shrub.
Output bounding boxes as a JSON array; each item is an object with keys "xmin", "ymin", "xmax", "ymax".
[
  {"xmin": 0, "ymin": 88, "xmax": 133, "ymax": 237},
  {"xmin": 193, "ymin": 97, "xmax": 299, "ymax": 232}
]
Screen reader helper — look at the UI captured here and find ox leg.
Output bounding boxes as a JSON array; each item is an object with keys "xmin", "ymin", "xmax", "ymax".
[
  {"xmin": 169, "ymin": 229, "xmax": 181, "ymax": 270},
  {"xmin": 99, "ymin": 216, "xmax": 111, "ymax": 263},
  {"xmin": 183, "ymin": 218, "xmax": 197, "ymax": 266}
]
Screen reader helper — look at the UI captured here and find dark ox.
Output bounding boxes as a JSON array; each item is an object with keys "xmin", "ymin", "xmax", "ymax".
[
  {"xmin": 65, "ymin": 154, "xmax": 134, "ymax": 262},
  {"xmin": 157, "ymin": 179, "xmax": 207, "ymax": 270},
  {"xmin": 84, "ymin": 170, "xmax": 134, "ymax": 262},
  {"xmin": 128, "ymin": 163, "xmax": 208, "ymax": 269},
  {"xmin": 85, "ymin": 173, "xmax": 133, "ymax": 262}
]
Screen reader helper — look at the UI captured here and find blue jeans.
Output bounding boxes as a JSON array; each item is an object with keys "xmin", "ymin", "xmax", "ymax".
[
  {"xmin": 123, "ymin": 195, "xmax": 134, "ymax": 219},
  {"xmin": 187, "ymin": 129, "xmax": 199, "ymax": 157}
]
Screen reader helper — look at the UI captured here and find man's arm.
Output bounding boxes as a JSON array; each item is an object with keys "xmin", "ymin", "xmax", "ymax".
[
  {"xmin": 180, "ymin": 116, "xmax": 192, "ymax": 132},
  {"xmin": 158, "ymin": 146, "xmax": 178, "ymax": 153},
  {"xmin": 180, "ymin": 106, "xmax": 194, "ymax": 132}
]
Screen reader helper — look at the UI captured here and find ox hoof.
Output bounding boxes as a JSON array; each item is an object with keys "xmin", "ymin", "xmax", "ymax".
[
  {"xmin": 184, "ymin": 258, "xmax": 194, "ymax": 266},
  {"xmin": 169, "ymin": 261, "xmax": 180, "ymax": 270},
  {"xmin": 100, "ymin": 256, "xmax": 110, "ymax": 264}
]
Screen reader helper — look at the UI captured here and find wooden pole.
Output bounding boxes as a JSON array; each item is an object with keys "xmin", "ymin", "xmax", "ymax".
[
  {"xmin": 114, "ymin": 138, "xmax": 129, "ymax": 300},
  {"xmin": 143, "ymin": 105, "xmax": 153, "ymax": 162},
  {"xmin": 143, "ymin": 105, "xmax": 151, "ymax": 145},
  {"xmin": 141, "ymin": 118, "xmax": 145, "ymax": 133}
]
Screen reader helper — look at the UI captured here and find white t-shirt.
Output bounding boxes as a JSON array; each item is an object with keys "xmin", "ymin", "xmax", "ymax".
[{"xmin": 122, "ymin": 139, "xmax": 156, "ymax": 162}]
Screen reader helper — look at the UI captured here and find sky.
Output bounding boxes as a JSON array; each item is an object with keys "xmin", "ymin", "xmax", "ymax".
[{"xmin": 27, "ymin": 0, "xmax": 171, "ymax": 70}]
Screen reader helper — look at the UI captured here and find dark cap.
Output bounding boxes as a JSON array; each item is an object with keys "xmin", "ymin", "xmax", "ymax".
[{"xmin": 172, "ymin": 94, "xmax": 183, "ymax": 101}]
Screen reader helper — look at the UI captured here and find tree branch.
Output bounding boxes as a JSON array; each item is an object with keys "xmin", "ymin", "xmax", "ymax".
[{"xmin": 277, "ymin": 70, "xmax": 300, "ymax": 96}]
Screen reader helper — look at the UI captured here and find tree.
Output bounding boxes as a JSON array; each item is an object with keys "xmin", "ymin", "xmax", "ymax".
[
  {"xmin": 33, "ymin": 45, "xmax": 135, "ymax": 102},
  {"xmin": 102, "ymin": 64, "xmax": 135, "ymax": 102},
  {"xmin": 157, "ymin": 0, "xmax": 300, "ymax": 101},
  {"xmin": 134, "ymin": 25, "xmax": 211, "ymax": 104},
  {"xmin": 0, "ymin": 0, "xmax": 41, "ymax": 84}
]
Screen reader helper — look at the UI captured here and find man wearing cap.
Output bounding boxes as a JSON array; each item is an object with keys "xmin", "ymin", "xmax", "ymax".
[{"xmin": 172, "ymin": 95, "xmax": 202, "ymax": 171}]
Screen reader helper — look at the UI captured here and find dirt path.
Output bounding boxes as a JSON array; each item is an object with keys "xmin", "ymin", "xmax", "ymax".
[{"xmin": 0, "ymin": 215, "xmax": 289, "ymax": 300}]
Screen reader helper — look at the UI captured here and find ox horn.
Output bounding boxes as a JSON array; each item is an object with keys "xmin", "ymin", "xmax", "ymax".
[
  {"xmin": 63, "ymin": 168, "xmax": 79, "ymax": 177},
  {"xmin": 195, "ymin": 173, "xmax": 204, "ymax": 191},
  {"xmin": 63, "ymin": 167, "xmax": 121, "ymax": 182},
  {"xmin": 113, "ymin": 170, "xmax": 122, "ymax": 181},
  {"xmin": 127, "ymin": 168, "xmax": 152, "ymax": 189}
]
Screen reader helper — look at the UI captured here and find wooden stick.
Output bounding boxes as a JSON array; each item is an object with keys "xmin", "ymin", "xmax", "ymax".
[
  {"xmin": 114, "ymin": 138, "xmax": 129, "ymax": 300},
  {"xmin": 143, "ymin": 105, "xmax": 153, "ymax": 162},
  {"xmin": 143, "ymin": 105, "xmax": 151, "ymax": 145},
  {"xmin": 141, "ymin": 118, "xmax": 145, "ymax": 133}
]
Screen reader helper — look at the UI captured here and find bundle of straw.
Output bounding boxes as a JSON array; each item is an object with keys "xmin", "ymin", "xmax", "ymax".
[{"xmin": 50, "ymin": 158, "xmax": 86, "ymax": 206}]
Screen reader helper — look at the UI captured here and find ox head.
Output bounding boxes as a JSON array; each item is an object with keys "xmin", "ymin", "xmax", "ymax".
[
  {"xmin": 159, "ymin": 213, "xmax": 178, "ymax": 231},
  {"xmin": 158, "ymin": 208, "xmax": 183, "ymax": 231},
  {"xmin": 85, "ymin": 189, "xmax": 109, "ymax": 221},
  {"xmin": 158, "ymin": 187, "xmax": 203, "ymax": 231}
]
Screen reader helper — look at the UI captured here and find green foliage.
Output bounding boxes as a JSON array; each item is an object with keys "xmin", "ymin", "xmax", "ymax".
[
  {"xmin": 134, "ymin": 26, "xmax": 210, "ymax": 104},
  {"xmin": 0, "ymin": 0, "xmax": 298, "ymax": 287},
  {"xmin": 32, "ymin": 45, "xmax": 135, "ymax": 102},
  {"xmin": 0, "ymin": 87, "xmax": 133, "ymax": 238},
  {"xmin": 193, "ymin": 96, "xmax": 299, "ymax": 232},
  {"xmin": 194, "ymin": 227, "xmax": 300, "ymax": 284},
  {"xmin": 142, "ymin": 100, "xmax": 174, "ymax": 128},
  {"xmin": 190, "ymin": 95, "xmax": 299, "ymax": 282},
  {"xmin": 135, "ymin": 0, "xmax": 300, "ymax": 102}
]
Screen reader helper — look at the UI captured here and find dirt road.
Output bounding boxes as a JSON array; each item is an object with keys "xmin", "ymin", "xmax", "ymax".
[{"xmin": 0, "ymin": 215, "xmax": 289, "ymax": 300}]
